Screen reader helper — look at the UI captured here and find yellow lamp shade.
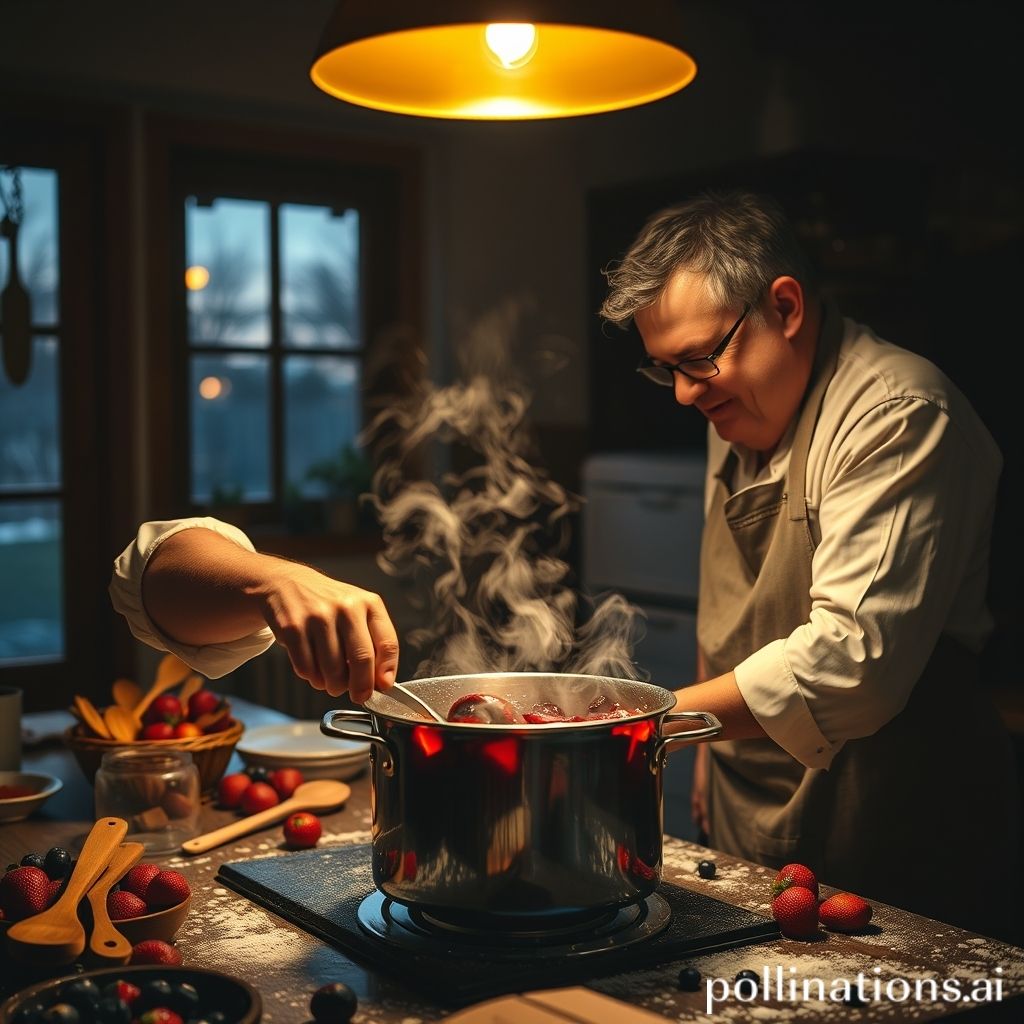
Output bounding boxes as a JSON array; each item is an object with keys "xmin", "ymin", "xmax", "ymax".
[{"xmin": 310, "ymin": 2, "xmax": 698, "ymax": 120}]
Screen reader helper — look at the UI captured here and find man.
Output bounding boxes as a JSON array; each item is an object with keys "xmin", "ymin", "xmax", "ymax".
[{"xmin": 600, "ymin": 188, "xmax": 1019, "ymax": 940}]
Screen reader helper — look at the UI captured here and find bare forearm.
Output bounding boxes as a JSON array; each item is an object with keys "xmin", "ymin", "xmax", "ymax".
[
  {"xmin": 141, "ymin": 528, "xmax": 276, "ymax": 646},
  {"xmin": 673, "ymin": 672, "xmax": 765, "ymax": 741},
  {"xmin": 139, "ymin": 526, "xmax": 399, "ymax": 701}
]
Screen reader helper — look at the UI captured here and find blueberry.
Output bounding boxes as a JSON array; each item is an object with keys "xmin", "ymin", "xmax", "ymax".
[
  {"xmin": 677, "ymin": 966, "xmax": 702, "ymax": 991},
  {"xmin": 12, "ymin": 1001, "xmax": 48, "ymax": 1024},
  {"xmin": 44, "ymin": 847, "xmax": 73, "ymax": 880},
  {"xmin": 6, "ymin": 862, "xmax": 19, "ymax": 872},
  {"xmin": 61, "ymin": 980, "xmax": 101, "ymax": 1013},
  {"xmin": 169, "ymin": 984, "xmax": 199, "ymax": 1017},
  {"xmin": 93, "ymin": 999, "xmax": 130, "ymax": 1024},
  {"xmin": 20, "ymin": 853, "xmax": 46, "ymax": 871},
  {"xmin": 697, "ymin": 859, "xmax": 716, "ymax": 879},
  {"xmin": 310, "ymin": 982, "xmax": 358, "ymax": 1023},
  {"xmin": 735, "ymin": 969, "xmax": 759, "ymax": 991},
  {"xmin": 41, "ymin": 1006, "xmax": 80, "ymax": 1024},
  {"xmin": 138, "ymin": 981, "xmax": 174, "ymax": 1012},
  {"xmin": 205, "ymin": 1013, "xmax": 227, "ymax": 1024},
  {"xmin": 247, "ymin": 766, "xmax": 270, "ymax": 783}
]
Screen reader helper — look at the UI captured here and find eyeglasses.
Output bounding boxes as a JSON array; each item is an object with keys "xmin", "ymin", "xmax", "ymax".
[{"xmin": 636, "ymin": 303, "xmax": 751, "ymax": 385}]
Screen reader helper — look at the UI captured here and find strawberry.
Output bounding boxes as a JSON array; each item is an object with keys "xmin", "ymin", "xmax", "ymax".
[
  {"xmin": 108, "ymin": 890, "xmax": 149, "ymax": 920},
  {"xmin": 145, "ymin": 870, "xmax": 191, "ymax": 910},
  {"xmin": 130, "ymin": 939, "xmax": 183, "ymax": 966},
  {"xmin": 241, "ymin": 781, "xmax": 279, "ymax": 815},
  {"xmin": 268, "ymin": 767, "xmax": 304, "ymax": 800},
  {"xmin": 121, "ymin": 862, "xmax": 161, "ymax": 900},
  {"xmin": 143, "ymin": 694, "xmax": 183, "ymax": 726},
  {"xmin": 46, "ymin": 878, "xmax": 64, "ymax": 907},
  {"xmin": 142, "ymin": 722, "xmax": 175, "ymax": 741},
  {"xmin": 283, "ymin": 812, "xmax": 322, "ymax": 849},
  {"xmin": 139, "ymin": 1010, "xmax": 184, "ymax": 1024},
  {"xmin": 103, "ymin": 980, "xmax": 141, "ymax": 1005},
  {"xmin": 204, "ymin": 713, "xmax": 236, "ymax": 734},
  {"xmin": 770, "ymin": 862, "xmax": 819, "ymax": 900},
  {"xmin": 187, "ymin": 689, "xmax": 220, "ymax": 721},
  {"xmin": 770, "ymin": 885, "xmax": 820, "ymax": 939},
  {"xmin": 819, "ymin": 892, "xmax": 873, "ymax": 932},
  {"xmin": 0, "ymin": 866, "xmax": 51, "ymax": 921},
  {"xmin": 217, "ymin": 772, "xmax": 252, "ymax": 809}
]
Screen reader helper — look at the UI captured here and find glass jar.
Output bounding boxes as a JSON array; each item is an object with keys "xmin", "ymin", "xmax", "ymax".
[{"xmin": 94, "ymin": 748, "xmax": 200, "ymax": 853}]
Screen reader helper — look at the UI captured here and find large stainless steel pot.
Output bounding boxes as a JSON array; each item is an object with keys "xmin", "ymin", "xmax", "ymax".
[{"xmin": 320, "ymin": 672, "xmax": 721, "ymax": 923}]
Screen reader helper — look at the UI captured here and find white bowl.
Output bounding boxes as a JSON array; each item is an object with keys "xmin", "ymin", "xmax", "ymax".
[
  {"xmin": 0, "ymin": 771, "xmax": 63, "ymax": 823},
  {"xmin": 235, "ymin": 721, "xmax": 369, "ymax": 782}
]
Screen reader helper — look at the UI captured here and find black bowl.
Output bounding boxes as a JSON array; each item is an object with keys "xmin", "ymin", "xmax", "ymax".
[{"xmin": 0, "ymin": 965, "xmax": 261, "ymax": 1024}]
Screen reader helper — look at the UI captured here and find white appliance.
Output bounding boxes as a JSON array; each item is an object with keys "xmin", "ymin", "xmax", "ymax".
[{"xmin": 581, "ymin": 450, "xmax": 706, "ymax": 840}]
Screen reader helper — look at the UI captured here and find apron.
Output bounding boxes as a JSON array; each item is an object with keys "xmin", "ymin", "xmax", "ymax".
[{"xmin": 697, "ymin": 305, "xmax": 1020, "ymax": 939}]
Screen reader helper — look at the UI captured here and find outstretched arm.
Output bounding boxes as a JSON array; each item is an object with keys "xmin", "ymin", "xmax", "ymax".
[{"xmin": 141, "ymin": 528, "xmax": 399, "ymax": 703}]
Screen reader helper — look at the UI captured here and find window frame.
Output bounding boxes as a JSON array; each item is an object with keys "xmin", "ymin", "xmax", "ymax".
[
  {"xmin": 143, "ymin": 117, "xmax": 423, "ymax": 555},
  {"xmin": 0, "ymin": 109, "xmax": 133, "ymax": 710}
]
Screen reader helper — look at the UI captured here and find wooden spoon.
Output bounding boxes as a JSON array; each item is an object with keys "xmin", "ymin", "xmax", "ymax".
[
  {"xmin": 111, "ymin": 677, "xmax": 142, "ymax": 711},
  {"xmin": 181, "ymin": 780, "xmax": 351, "ymax": 856},
  {"xmin": 133, "ymin": 656, "xmax": 192, "ymax": 727},
  {"xmin": 6, "ymin": 817, "xmax": 129, "ymax": 964},
  {"xmin": 103, "ymin": 704, "xmax": 138, "ymax": 742},
  {"xmin": 85, "ymin": 841, "xmax": 144, "ymax": 965},
  {"xmin": 74, "ymin": 695, "xmax": 112, "ymax": 740},
  {"xmin": 178, "ymin": 674, "xmax": 204, "ymax": 708}
]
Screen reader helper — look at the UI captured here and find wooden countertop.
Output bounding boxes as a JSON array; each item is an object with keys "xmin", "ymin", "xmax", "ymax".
[{"xmin": 3, "ymin": 700, "xmax": 1024, "ymax": 1023}]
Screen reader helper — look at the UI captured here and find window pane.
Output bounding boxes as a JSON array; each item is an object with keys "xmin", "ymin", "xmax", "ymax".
[
  {"xmin": 0, "ymin": 336, "xmax": 60, "ymax": 492},
  {"xmin": 0, "ymin": 501, "xmax": 64, "ymax": 662},
  {"xmin": 0, "ymin": 166, "xmax": 59, "ymax": 326},
  {"xmin": 284, "ymin": 355, "xmax": 362, "ymax": 498},
  {"xmin": 185, "ymin": 197, "xmax": 270, "ymax": 346},
  {"xmin": 190, "ymin": 354, "xmax": 271, "ymax": 503},
  {"xmin": 281, "ymin": 204, "xmax": 361, "ymax": 349}
]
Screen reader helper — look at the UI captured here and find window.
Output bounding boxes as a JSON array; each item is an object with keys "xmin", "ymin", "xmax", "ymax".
[
  {"xmin": 157, "ymin": 135, "xmax": 420, "ymax": 541},
  {"xmin": 0, "ymin": 165, "xmax": 64, "ymax": 664},
  {"xmin": 184, "ymin": 197, "xmax": 363, "ymax": 509}
]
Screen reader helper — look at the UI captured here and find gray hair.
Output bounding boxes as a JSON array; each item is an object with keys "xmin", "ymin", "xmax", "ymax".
[{"xmin": 599, "ymin": 189, "xmax": 818, "ymax": 328}]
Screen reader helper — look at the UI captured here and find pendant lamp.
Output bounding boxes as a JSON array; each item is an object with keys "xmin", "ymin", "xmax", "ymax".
[{"xmin": 310, "ymin": 1, "xmax": 698, "ymax": 120}]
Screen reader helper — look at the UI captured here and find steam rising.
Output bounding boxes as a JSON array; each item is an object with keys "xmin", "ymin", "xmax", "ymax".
[{"xmin": 361, "ymin": 302, "xmax": 645, "ymax": 682}]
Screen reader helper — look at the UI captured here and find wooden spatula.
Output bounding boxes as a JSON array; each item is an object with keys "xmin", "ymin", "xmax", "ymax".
[
  {"xmin": 74, "ymin": 695, "xmax": 112, "ymax": 739},
  {"xmin": 6, "ymin": 817, "xmax": 129, "ymax": 964},
  {"xmin": 178, "ymin": 674, "xmax": 204, "ymax": 708},
  {"xmin": 85, "ymin": 841, "xmax": 145, "ymax": 965},
  {"xmin": 103, "ymin": 704, "xmax": 138, "ymax": 742},
  {"xmin": 112, "ymin": 677, "xmax": 143, "ymax": 711},
  {"xmin": 181, "ymin": 780, "xmax": 350, "ymax": 855},
  {"xmin": 133, "ymin": 655, "xmax": 192, "ymax": 727}
]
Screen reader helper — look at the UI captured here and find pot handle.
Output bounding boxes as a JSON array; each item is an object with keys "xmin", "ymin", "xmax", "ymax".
[
  {"xmin": 321, "ymin": 708, "xmax": 397, "ymax": 776},
  {"xmin": 654, "ymin": 710, "xmax": 723, "ymax": 770}
]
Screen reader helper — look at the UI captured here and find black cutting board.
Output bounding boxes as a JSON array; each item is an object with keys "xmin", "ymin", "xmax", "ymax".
[{"xmin": 217, "ymin": 844, "xmax": 778, "ymax": 1006}]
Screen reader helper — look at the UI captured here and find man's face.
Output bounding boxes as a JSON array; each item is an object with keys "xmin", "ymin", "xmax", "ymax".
[{"xmin": 634, "ymin": 271, "xmax": 809, "ymax": 453}]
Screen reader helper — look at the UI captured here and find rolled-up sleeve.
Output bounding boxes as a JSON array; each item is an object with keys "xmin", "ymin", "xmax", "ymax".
[{"xmin": 109, "ymin": 517, "xmax": 275, "ymax": 678}]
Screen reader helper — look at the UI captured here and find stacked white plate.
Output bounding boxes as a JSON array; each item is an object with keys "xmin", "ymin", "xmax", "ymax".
[{"xmin": 235, "ymin": 721, "xmax": 370, "ymax": 781}]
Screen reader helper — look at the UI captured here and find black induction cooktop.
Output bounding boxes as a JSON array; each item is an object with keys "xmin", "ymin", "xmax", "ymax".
[{"xmin": 217, "ymin": 843, "xmax": 778, "ymax": 1006}]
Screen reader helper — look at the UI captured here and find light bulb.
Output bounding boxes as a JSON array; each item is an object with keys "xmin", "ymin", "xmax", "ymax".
[{"xmin": 484, "ymin": 23, "xmax": 537, "ymax": 69}]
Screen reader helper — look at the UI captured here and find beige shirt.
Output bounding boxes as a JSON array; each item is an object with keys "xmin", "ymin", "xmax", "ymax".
[
  {"xmin": 109, "ymin": 517, "xmax": 276, "ymax": 678},
  {"xmin": 708, "ymin": 315, "xmax": 1002, "ymax": 769}
]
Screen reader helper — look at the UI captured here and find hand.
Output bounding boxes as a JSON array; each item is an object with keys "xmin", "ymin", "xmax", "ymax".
[
  {"xmin": 252, "ymin": 559, "xmax": 399, "ymax": 703},
  {"xmin": 691, "ymin": 743, "xmax": 711, "ymax": 838}
]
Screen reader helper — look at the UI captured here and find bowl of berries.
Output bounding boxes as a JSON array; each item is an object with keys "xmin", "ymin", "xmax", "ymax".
[
  {"xmin": 63, "ymin": 655, "xmax": 244, "ymax": 795},
  {"xmin": 0, "ymin": 853, "xmax": 192, "ymax": 947},
  {"xmin": 104, "ymin": 865, "xmax": 193, "ymax": 945},
  {"xmin": 0, "ymin": 966, "xmax": 261, "ymax": 1024}
]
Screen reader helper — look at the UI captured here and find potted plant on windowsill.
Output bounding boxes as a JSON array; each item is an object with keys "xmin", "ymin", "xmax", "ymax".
[{"xmin": 304, "ymin": 444, "xmax": 374, "ymax": 534}]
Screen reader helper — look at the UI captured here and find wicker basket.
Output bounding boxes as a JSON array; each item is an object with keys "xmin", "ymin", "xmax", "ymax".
[{"xmin": 63, "ymin": 717, "xmax": 244, "ymax": 794}]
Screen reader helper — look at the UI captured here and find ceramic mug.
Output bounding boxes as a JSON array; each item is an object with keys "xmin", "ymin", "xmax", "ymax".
[{"xmin": 0, "ymin": 686, "xmax": 23, "ymax": 770}]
